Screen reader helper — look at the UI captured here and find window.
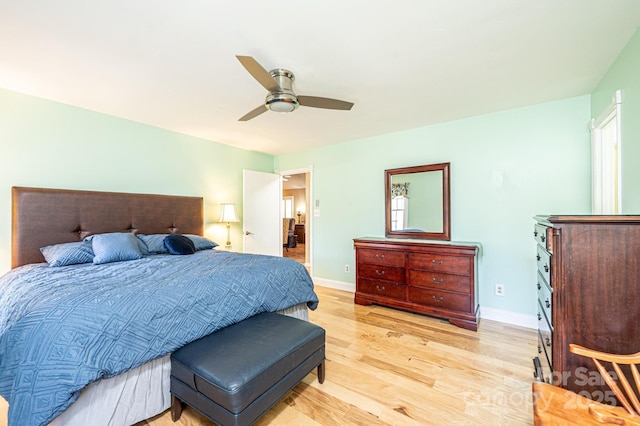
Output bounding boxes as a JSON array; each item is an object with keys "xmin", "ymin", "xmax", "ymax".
[
  {"xmin": 391, "ymin": 196, "xmax": 408, "ymax": 231},
  {"xmin": 282, "ymin": 196, "xmax": 294, "ymax": 218},
  {"xmin": 591, "ymin": 90, "xmax": 622, "ymax": 214}
]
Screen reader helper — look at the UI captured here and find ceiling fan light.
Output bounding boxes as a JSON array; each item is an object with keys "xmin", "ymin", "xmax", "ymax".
[
  {"xmin": 268, "ymin": 100, "xmax": 296, "ymax": 113},
  {"xmin": 266, "ymin": 91, "xmax": 299, "ymax": 113}
]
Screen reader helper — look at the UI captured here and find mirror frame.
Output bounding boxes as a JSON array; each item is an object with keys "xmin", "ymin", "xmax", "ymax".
[{"xmin": 385, "ymin": 162, "xmax": 451, "ymax": 241}]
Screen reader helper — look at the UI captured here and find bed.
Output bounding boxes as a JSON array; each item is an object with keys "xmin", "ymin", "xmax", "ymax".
[{"xmin": 0, "ymin": 187, "xmax": 318, "ymax": 426}]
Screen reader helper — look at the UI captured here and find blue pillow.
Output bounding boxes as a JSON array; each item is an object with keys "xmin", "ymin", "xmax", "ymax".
[
  {"xmin": 40, "ymin": 241, "xmax": 94, "ymax": 267},
  {"xmin": 184, "ymin": 234, "xmax": 218, "ymax": 251},
  {"xmin": 164, "ymin": 234, "xmax": 196, "ymax": 255},
  {"xmin": 135, "ymin": 236, "xmax": 150, "ymax": 255},
  {"xmin": 86, "ymin": 233, "xmax": 150, "ymax": 255},
  {"xmin": 91, "ymin": 233, "xmax": 143, "ymax": 265},
  {"xmin": 136, "ymin": 234, "xmax": 170, "ymax": 254}
]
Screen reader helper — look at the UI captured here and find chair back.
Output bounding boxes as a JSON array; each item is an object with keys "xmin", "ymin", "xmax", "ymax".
[
  {"xmin": 282, "ymin": 218, "xmax": 295, "ymax": 244},
  {"xmin": 570, "ymin": 343, "xmax": 640, "ymax": 416}
]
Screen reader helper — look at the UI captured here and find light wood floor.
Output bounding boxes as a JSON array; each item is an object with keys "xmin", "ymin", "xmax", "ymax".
[
  {"xmin": 283, "ymin": 242, "xmax": 305, "ymax": 264},
  {"xmin": 1, "ymin": 286, "xmax": 538, "ymax": 425},
  {"xmin": 144, "ymin": 286, "xmax": 538, "ymax": 425}
]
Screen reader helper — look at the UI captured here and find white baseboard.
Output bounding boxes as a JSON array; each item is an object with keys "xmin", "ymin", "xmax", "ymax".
[
  {"xmin": 312, "ymin": 277, "xmax": 537, "ymax": 329},
  {"xmin": 479, "ymin": 306, "xmax": 537, "ymax": 329},
  {"xmin": 312, "ymin": 277, "xmax": 355, "ymax": 293}
]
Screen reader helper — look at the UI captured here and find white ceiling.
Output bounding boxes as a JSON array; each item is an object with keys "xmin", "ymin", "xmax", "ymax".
[
  {"xmin": 283, "ymin": 173, "xmax": 306, "ymax": 191},
  {"xmin": 1, "ymin": 1, "xmax": 639, "ymax": 155}
]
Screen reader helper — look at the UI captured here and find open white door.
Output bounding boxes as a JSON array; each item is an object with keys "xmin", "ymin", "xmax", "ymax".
[{"xmin": 242, "ymin": 169, "xmax": 282, "ymax": 256}]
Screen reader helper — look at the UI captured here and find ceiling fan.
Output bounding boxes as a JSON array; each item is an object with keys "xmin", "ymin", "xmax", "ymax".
[{"xmin": 236, "ymin": 55, "xmax": 354, "ymax": 121}]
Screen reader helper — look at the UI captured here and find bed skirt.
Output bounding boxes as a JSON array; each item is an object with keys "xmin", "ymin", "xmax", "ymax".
[{"xmin": 49, "ymin": 304, "xmax": 310, "ymax": 425}]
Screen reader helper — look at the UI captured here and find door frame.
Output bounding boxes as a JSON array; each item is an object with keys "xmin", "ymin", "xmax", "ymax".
[{"xmin": 280, "ymin": 165, "xmax": 313, "ymax": 275}]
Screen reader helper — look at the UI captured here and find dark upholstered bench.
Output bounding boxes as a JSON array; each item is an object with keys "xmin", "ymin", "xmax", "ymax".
[{"xmin": 170, "ymin": 312, "xmax": 325, "ymax": 426}]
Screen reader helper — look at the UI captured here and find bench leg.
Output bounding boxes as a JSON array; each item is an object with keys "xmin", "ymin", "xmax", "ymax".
[
  {"xmin": 317, "ymin": 360, "xmax": 325, "ymax": 384},
  {"xmin": 171, "ymin": 395, "xmax": 183, "ymax": 422}
]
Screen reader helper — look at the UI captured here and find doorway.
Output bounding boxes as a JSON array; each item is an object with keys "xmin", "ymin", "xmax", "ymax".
[{"xmin": 282, "ymin": 171, "xmax": 310, "ymax": 269}]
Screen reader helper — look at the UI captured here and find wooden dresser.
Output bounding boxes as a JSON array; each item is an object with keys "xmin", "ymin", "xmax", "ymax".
[
  {"xmin": 294, "ymin": 224, "xmax": 305, "ymax": 244},
  {"xmin": 353, "ymin": 237, "xmax": 480, "ymax": 331},
  {"xmin": 532, "ymin": 215, "xmax": 640, "ymax": 400}
]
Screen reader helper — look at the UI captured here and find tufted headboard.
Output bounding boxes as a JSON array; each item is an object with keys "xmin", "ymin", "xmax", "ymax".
[{"xmin": 11, "ymin": 186, "xmax": 204, "ymax": 268}]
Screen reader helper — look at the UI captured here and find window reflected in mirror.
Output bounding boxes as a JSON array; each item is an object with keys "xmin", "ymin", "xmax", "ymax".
[{"xmin": 390, "ymin": 190, "xmax": 407, "ymax": 231}]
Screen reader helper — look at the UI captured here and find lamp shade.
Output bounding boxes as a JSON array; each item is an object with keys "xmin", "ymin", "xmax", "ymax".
[{"xmin": 218, "ymin": 203, "xmax": 239, "ymax": 223}]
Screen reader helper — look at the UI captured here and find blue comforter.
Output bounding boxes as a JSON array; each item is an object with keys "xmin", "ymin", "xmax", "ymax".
[{"xmin": 0, "ymin": 250, "xmax": 318, "ymax": 426}]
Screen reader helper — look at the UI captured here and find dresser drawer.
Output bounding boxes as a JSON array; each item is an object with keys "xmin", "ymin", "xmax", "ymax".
[
  {"xmin": 408, "ymin": 253, "xmax": 471, "ymax": 275},
  {"xmin": 408, "ymin": 270, "xmax": 470, "ymax": 293},
  {"xmin": 535, "ymin": 333, "xmax": 553, "ymax": 384},
  {"xmin": 533, "ymin": 224, "xmax": 552, "ymax": 251},
  {"xmin": 358, "ymin": 278, "xmax": 406, "ymax": 300},
  {"xmin": 536, "ymin": 245, "xmax": 551, "ymax": 286},
  {"xmin": 533, "ymin": 356, "xmax": 551, "ymax": 384},
  {"xmin": 358, "ymin": 263, "xmax": 405, "ymax": 283},
  {"xmin": 538, "ymin": 300, "xmax": 553, "ymax": 365},
  {"xmin": 537, "ymin": 272, "xmax": 552, "ymax": 324},
  {"xmin": 358, "ymin": 249, "xmax": 405, "ymax": 267},
  {"xmin": 408, "ymin": 287, "xmax": 470, "ymax": 312}
]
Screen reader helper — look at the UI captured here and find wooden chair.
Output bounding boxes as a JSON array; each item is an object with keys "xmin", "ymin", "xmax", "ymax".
[
  {"xmin": 532, "ymin": 382, "xmax": 640, "ymax": 425},
  {"xmin": 569, "ymin": 343, "xmax": 640, "ymax": 417},
  {"xmin": 282, "ymin": 218, "xmax": 296, "ymax": 252}
]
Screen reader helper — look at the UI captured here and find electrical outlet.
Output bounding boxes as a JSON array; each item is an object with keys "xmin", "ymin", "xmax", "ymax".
[
  {"xmin": 495, "ymin": 284, "xmax": 505, "ymax": 296},
  {"xmin": 345, "ymin": 264, "xmax": 350, "ymax": 273}
]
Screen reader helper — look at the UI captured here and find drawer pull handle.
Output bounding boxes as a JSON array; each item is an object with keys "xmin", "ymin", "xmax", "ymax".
[
  {"xmin": 431, "ymin": 260, "xmax": 443, "ymax": 265},
  {"xmin": 375, "ymin": 285, "xmax": 386, "ymax": 291},
  {"xmin": 538, "ymin": 345, "xmax": 542, "ymax": 354},
  {"xmin": 545, "ymin": 337, "xmax": 551, "ymax": 347},
  {"xmin": 375, "ymin": 254, "xmax": 385, "ymax": 260},
  {"xmin": 536, "ymin": 254, "xmax": 541, "ymax": 261},
  {"xmin": 375, "ymin": 270, "xmax": 385, "ymax": 275},
  {"xmin": 537, "ymin": 282, "xmax": 541, "ymax": 290},
  {"xmin": 545, "ymin": 299, "xmax": 550, "ymax": 309},
  {"xmin": 537, "ymin": 313, "xmax": 542, "ymax": 320},
  {"xmin": 544, "ymin": 264, "xmax": 549, "ymax": 273},
  {"xmin": 534, "ymin": 230, "xmax": 538, "ymax": 237},
  {"xmin": 432, "ymin": 277, "xmax": 444, "ymax": 283},
  {"xmin": 541, "ymin": 235, "xmax": 546, "ymax": 242},
  {"xmin": 432, "ymin": 295, "xmax": 444, "ymax": 302}
]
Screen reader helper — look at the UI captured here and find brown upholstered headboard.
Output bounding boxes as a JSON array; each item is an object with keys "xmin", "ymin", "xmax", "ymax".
[{"xmin": 11, "ymin": 187, "xmax": 204, "ymax": 268}]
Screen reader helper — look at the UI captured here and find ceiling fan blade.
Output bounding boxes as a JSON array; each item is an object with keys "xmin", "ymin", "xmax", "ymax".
[
  {"xmin": 236, "ymin": 56, "xmax": 280, "ymax": 92},
  {"xmin": 297, "ymin": 95, "xmax": 354, "ymax": 111},
  {"xmin": 238, "ymin": 104, "xmax": 268, "ymax": 121}
]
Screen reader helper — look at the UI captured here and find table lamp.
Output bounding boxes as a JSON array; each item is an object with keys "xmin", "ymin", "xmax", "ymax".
[{"xmin": 219, "ymin": 203, "xmax": 240, "ymax": 249}]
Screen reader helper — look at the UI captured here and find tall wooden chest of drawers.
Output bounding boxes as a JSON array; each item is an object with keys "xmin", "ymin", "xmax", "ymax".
[
  {"xmin": 532, "ymin": 215, "xmax": 640, "ymax": 400},
  {"xmin": 354, "ymin": 238, "xmax": 480, "ymax": 331}
]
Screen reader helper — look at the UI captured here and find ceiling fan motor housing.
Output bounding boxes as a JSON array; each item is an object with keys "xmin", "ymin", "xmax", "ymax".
[{"xmin": 266, "ymin": 69, "xmax": 298, "ymax": 112}]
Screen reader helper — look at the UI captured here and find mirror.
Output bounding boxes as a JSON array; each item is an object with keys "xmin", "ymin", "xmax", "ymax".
[{"xmin": 385, "ymin": 162, "xmax": 450, "ymax": 240}]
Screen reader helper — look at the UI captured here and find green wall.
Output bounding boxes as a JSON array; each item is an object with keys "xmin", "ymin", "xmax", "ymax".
[
  {"xmin": 0, "ymin": 88, "xmax": 274, "ymax": 272},
  {"xmin": 590, "ymin": 29, "xmax": 640, "ymax": 213},
  {"xmin": 277, "ymin": 96, "xmax": 591, "ymax": 316}
]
